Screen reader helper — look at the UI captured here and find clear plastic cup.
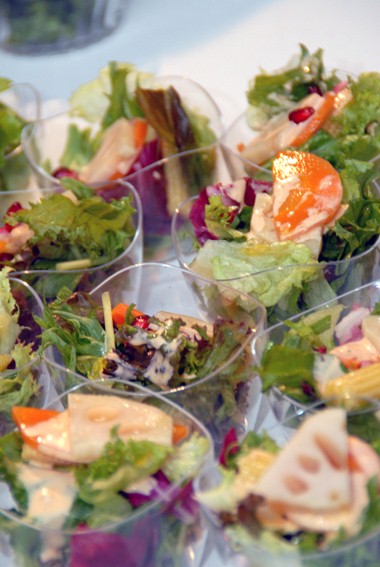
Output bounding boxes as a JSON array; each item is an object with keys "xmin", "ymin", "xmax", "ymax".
[
  {"xmin": 21, "ymin": 75, "xmax": 223, "ymax": 258},
  {"xmin": 42, "ymin": 262, "xmax": 266, "ymax": 450},
  {"xmin": 252, "ymin": 279, "xmax": 380, "ymax": 421},
  {"xmin": 172, "ymin": 190, "xmax": 380, "ymax": 325},
  {"xmin": 0, "ymin": 180, "xmax": 143, "ymax": 302},
  {"xmin": 0, "ymin": 378, "xmax": 214, "ymax": 567},
  {"xmin": 196, "ymin": 399, "xmax": 380, "ymax": 567}
]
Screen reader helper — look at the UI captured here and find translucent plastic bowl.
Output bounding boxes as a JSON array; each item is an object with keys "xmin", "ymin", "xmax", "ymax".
[
  {"xmin": 0, "ymin": 81, "xmax": 40, "ymax": 191},
  {"xmin": 172, "ymin": 189, "xmax": 380, "ymax": 324},
  {"xmin": 196, "ymin": 399, "xmax": 380, "ymax": 567},
  {"xmin": 21, "ymin": 75, "xmax": 223, "ymax": 257},
  {"xmin": 42, "ymin": 262, "xmax": 266, "ymax": 449},
  {"xmin": 0, "ymin": 276, "xmax": 52, "ymax": 434},
  {"xmin": 0, "ymin": 180, "xmax": 143, "ymax": 302},
  {"xmin": 0, "ymin": 0, "xmax": 128, "ymax": 55},
  {"xmin": 252, "ymin": 279, "xmax": 380, "ymax": 420},
  {"xmin": 0, "ymin": 378, "xmax": 213, "ymax": 567}
]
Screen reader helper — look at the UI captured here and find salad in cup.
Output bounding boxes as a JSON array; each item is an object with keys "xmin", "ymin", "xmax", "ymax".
[
  {"xmin": 37, "ymin": 262, "xmax": 266, "ymax": 449},
  {"xmin": 22, "ymin": 62, "xmax": 222, "ymax": 238},
  {"xmin": 172, "ymin": 148, "xmax": 380, "ymax": 322},
  {"xmin": 0, "ymin": 177, "xmax": 142, "ymax": 300},
  {"xmin": 0, "ymin": 379, "xmax": 213, "ymax": 567},
  {"xmin": 254, "ymin": 280, "xmax": 380, "ymax": 413},
  {"xmin": 197, "ymin": 405, "xmax": 380, "ymax": 567},
  {"xmin": 222, "ymin": 44, "xmax": 380, "ymax": 174}
]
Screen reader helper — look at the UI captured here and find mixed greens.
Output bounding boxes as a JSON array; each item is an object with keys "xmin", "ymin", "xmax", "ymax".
[
  {"xmin": 185, "ymin": 150, "xmax": 379, "ymax": 322},
  {"xmin": 0, "ymin": 177, "xmax": 138, "ymax": 299},
  {"xmin": 257, "ymin": 299, "xmax": 380, "ymax": 407},
  {"xmin": 197, "ymin": 408, "xmax": 380, "ymax": 565},
  {"xmin": 49, "ymin": 62, "xmax": 218, "ymax": 233},
  {"xmin": 0, "ymin": 391, "xmax": 210, "ymax": 567},
  {"xmin": 240, "ymin": 44, "xmax": 380, "ymax": 170}
]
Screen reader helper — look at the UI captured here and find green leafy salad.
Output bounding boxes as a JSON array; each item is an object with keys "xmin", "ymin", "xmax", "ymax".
[
  {"xmin": 48, "ymin": 61, "xmax": 218, "ymax": 233},
  {"xmin": 257, "ymin": 298, "xmax": 380, "ymax": 408},
  {"xmin": 0, "ymin": 177, "xmax": 137, "ymax": 274},
  {"xmin": 0, "ymin": 390, "xmax": 211, "ymax": 567},
  {"xmin": 239, "ymin": 44, "xmax": 380, "ymax": 171},
  {"xmin": 197, "ymin": 407, "xmax": 380, "ymax": 566}
]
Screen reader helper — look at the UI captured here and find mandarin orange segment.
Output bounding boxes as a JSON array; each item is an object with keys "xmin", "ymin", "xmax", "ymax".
[
  {"xmin": 291, "ymin": 91, "xmax": 337, "ymax": 147},
  {"xmin": 272, "ymin": 151, "xmax": 343, "ymax": 240}
]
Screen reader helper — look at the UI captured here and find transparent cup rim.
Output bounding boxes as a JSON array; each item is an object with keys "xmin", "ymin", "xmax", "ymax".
[
  {"xmin": 0, "ymin": 377, "xmax": 214, "ymax": 535},
  {"xmin": 8, "ymin": 180, "xmax": 143, "ymax": 275}
]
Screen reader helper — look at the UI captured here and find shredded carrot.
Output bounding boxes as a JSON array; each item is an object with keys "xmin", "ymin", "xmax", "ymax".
[
  {"xmin": 112, "ymin": 303, "xmax": 144, "ymax": 326},
  {"xmin": 0, "ymin": 240, "xmax": 9, "ymax": 254},
  {"xmin": 237, "ymin": 142, "xmax": 246, "ymax": 153},
  {"xmin": 133, "ymin": 118, "xmax": 148, "ymax": 149},
  {"xmin": 172, "ymin": 423, "xmax": 190, "ymax": 444},
  {"xmin": 12, "ymin": 406, "xmax": 60, "ymax": 448}
]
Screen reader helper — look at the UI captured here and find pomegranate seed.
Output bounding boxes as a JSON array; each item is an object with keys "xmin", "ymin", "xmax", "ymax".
[
  {"xmin": 307, "ymin": 83, "xmax": 323, "ymax": 96},
  {"xmin": 133, "ymin": 315, "xmax": 150, "ymax": 329},
  {"xmin": 52, "ymin": 166, "xmax": 79, "ymax": 180},
  {"xmin": 288, "ymin": 106, "xmax": 315, "ymax": 124},
  {"xmin": 4, "ymin": 201, "xmax": 23, "ymax": 232}
]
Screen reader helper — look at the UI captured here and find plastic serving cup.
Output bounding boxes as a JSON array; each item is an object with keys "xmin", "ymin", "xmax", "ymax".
[
  {"xmin": 0, "ymin": 378, "xmax": 214, "ymax": 567},
  {"xmin": 172, "ymin": 186, "xmax": 380, "ymax": 325},
  {"xmin": 42, "ymin": 262, "xmax": 266, "ymax": 451},
  {"xmin": 21, "ymin": 75, "xmax": 223, "ymax": 259},
  {"xmin": 196, "ymin": 398, "xmax": 380, "ymax": 567},
  {"xmin": 0, "ymin": 81, "xmax": 41, "ymax": 191},
  {"xmin": 252, "ymin": 279, "xmax": 380, "ymax": 421},
  {"xmin": 1, "ymin": 179, "xmax": 143, "ymax": 302},
  {"xmin": 0, "ymin": 276, "xmax": 52, "ymax": 434}
]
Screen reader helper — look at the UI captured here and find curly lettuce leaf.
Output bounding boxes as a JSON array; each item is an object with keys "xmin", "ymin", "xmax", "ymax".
[{"xmin": 6, "ymin": 192, "xmax": 136, "ymax": 267}]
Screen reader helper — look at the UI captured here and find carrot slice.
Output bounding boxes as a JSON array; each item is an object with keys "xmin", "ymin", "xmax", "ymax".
[
  {"xmin": 133, "ymin": 118, "xmax": 148, "ymax": 149},
  {"xmin": 291, "ymin": 91, "xmax": 336, "ymax": 147},
  {"xmin": 112, "ymin": 303, "xmax": 145, "ymax": 326},
  {"xmin": 172, "ymin": 423, "xmax": 190, "ymax": 444},
  {"xmin": 272, "ymin": 150, "xmax": 343, "ymax": 240},
  {"xmin": 12, "ymin": 406, "xmax": 60, "ymax": 448}
]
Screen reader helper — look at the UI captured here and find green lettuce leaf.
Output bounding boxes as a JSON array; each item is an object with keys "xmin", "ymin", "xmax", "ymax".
[
  {"xmin": 246, "ymin": 44, "xmax": 341, "ymax": 129},
  {"xmin": 6, "ymin": 192, "xmax": 136, "ymax": 267},
  {"xmin": 191, "ymin": 239, "xmax": 318, "ymax": 307}
]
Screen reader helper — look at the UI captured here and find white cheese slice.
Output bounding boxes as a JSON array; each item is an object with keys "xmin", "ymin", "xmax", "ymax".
[
  {"xmin": 254, "ymin": 408, "xmax": 351, "ymax": 512},
  {"xmin": 68, "ymin": 393, "xmax": 173, "ymax": 463},
  {"xmin": 362, "ymin": 315, "xmax": 380, "ymax": 355}
]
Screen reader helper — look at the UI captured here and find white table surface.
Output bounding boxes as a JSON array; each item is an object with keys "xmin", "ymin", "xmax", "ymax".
[
  {"xmin": 1, "ymin": 0, "xmax": 379, "ymax": 127},
  {"xmin": 0, "ymin": 2, "xmax": 379, "ymax": 565}
]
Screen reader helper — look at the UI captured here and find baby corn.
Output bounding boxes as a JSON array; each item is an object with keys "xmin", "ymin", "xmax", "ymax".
[{"xmin": 322, "ymin": 362, "xmax": 380, "ymax": 409}]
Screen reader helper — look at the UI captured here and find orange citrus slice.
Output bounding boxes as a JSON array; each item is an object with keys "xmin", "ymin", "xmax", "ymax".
[
  {"xmin": 272, "ymin": 151, "xmax": 343, "ymax": 240},
  {"xmin": 12, "ymin": 406, "xmax": 60, "ymax": 449}
]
